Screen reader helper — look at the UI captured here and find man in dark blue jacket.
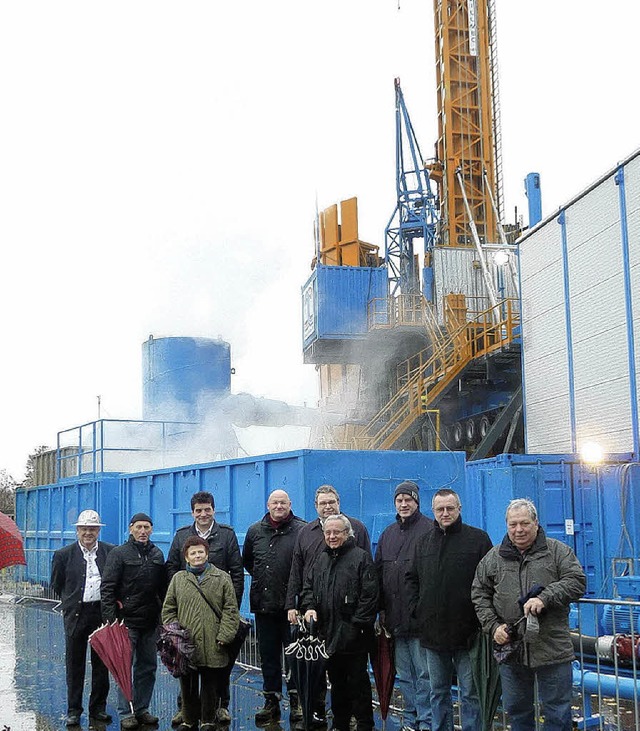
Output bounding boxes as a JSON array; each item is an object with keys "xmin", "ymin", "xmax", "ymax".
[
  {"xmin": 101, "ymin": 512, "xmax": 167, "ymax": 730},
  {"xmin": 407, "ymin": 489, "xmax": 492, "ymax": 731},
  {"xmin": 375, "ymin": 481, "xmax": 432, "ymax": 731},
  {"xmin": 51, "ymin": 510, "xmax": 114, "ymax": 728},
  {"xmin": 243, "ymin": 489, "xmax": 305, "ymax": 724}
]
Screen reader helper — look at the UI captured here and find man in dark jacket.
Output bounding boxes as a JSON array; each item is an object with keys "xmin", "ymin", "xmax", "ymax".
[
  {"xmin": 101, "ymin": 512, "xmax": 168, "ymax": 730},
  {"xmin": 302, "ymin": 514, "xmax": 379, "ymax": 731},
  {"xmin": 472, "ymin": 498, "xmax": 586, "ymax": 731},
  {"xmin": 375, "ymin": 481, "xmax": 432, "ymax": 731},
  {"xmin": 51, "ymin": 509, "xmax": 114, "ymax": 728},
  {"xmin": 167, "ymin": 490, "xmax": 243, "ymax": 725},
  {"xmin": 286, "ymin": 484, "xmax": 371, "ymax": 724},
  {"xmin": 407, "ymin": 489, "xmax": 492, "ymax": 731},
  {"xmin": 242, "ymin": 489, "xmax": 306, "ymax": 724}
]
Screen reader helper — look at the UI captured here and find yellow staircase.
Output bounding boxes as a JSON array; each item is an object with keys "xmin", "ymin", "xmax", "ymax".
[{"xmin": 357, "ymin": 297, "xmax": 520, "ymax": 450}]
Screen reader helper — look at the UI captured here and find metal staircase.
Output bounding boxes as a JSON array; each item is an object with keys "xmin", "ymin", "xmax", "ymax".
[{"xmin": 357, "ymin": 297, "xmax": 520, "ymax": 450}]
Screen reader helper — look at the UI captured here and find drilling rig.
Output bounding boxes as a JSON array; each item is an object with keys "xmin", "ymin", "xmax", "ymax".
[{"xmin": 303, "ymin": 0, "xmax": 523, "ymax": 457}]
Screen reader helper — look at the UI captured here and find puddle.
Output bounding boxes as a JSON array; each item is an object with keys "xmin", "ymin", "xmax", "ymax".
[{"xmin": 0, "ymin": 599, "xmax": 401, "ymax": 731}]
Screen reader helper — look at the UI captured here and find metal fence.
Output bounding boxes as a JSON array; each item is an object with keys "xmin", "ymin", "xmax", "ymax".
[{"xmin": 3, "ymin": 558, "xmax": 639, "ymax": 730}]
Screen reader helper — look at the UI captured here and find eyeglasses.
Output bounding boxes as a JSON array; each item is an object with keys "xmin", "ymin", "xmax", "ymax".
[{"xmin": 434, "ymin": 505, "xmax": 459, "ymax": 514}]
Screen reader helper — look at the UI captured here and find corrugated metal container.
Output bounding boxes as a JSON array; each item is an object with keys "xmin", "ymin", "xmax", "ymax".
[
  {"xmin": 302, "ymin": 265, "xmax": 388, "ymax": 362},
  {"xmin": 142, "ymin": 336, "xmax": 231, "ymax": 422},
  {"xmin": 16, "ymin": 448, "xmax": 465, "ymax": 606},
  {"xmin": 119, "ymin": 448, "xmax": 466, "ymax": 557},
  {"xmin": 465, "ymin": 453, "xmax": 639, "ymax": 613},
  {"xmin": 519, "ymin": 148, "xmax": 640, "ymax": 456}
]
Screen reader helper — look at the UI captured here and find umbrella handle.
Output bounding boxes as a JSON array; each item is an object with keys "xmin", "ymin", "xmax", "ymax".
[{"xmin": 308, "ymin": 616, "xmax": 316, "ymax": 639}]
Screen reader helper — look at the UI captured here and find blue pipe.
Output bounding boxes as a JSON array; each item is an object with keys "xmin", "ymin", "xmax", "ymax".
[
  {"xmin": 524, "ymin": 172, "xmax": 542, "ymax": 227},
  {"xmin": 573, "ymin": 661, "xmax": 640, "ymax": 701}
]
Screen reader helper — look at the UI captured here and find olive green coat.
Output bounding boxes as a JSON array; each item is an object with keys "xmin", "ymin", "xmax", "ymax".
[{"xmin": 162, "ymin": 564, "xmax": 240, "ymax": 668}]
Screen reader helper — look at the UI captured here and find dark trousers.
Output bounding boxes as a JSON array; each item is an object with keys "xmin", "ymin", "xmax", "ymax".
[
  {"xmin": 180, "ymin": 667, "xmax": 220, "ymax": 725},
  {"xmin": 326, "ymin": 652, "xmax": 374, "ymax": 731},
  {"xmin": 65, "ymin": 602, "xmax": 110, "ymax": 716},
  {"xmin": 177, "ymin": 660, "xmax": 232, "ymax": 710},
  {"xmin": 255, "ymin": 612, "xmax": 293, "ymax": 695}
]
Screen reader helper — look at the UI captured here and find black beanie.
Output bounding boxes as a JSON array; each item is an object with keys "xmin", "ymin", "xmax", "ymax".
[
  {"xmin": 129, "ymin": 512, "xmax": 153, "ymax": 526},
  {"xmin": 394, "ymin": 481, "xmax": 420, "ymax": 505}
]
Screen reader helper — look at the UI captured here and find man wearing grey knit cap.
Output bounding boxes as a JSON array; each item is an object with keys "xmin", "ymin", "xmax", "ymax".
[{"xmin": 375, "ymin": 481, "xmax": 433, "ymax": 731}]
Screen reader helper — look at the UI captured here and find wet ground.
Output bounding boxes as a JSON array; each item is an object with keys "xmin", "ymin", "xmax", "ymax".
[{"xmin": 0, "ymin": 598, "xmax": 403, "ymax": 731}]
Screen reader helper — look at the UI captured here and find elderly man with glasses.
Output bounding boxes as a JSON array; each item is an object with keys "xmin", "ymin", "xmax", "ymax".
[
  {"xmin": 407, "ymin": 489, "xmax": 492, "ymax": 731},
  {"xmin": 301, "ymin": 514, "xmax": 379, "ymax": 731}
]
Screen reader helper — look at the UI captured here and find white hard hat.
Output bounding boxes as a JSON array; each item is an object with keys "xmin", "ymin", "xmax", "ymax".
[{"xmin": 74, "ymin": 510, "xmax": 105, "ymax": 527}]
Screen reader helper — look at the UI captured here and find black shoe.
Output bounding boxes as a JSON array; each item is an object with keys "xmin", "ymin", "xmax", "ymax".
[
  {"xmin": 91, "ymin": 711, "xmax": 113, "ymax": 723},
  {"xmin": 66, "ymin": 714, "xmax": 81, "ymax": 727},
  {"xmin": 255, "ymin": 694, "xmax": 281, "ymax": 724},
  {"xmin": 136, "ymin": 711, "xmax": 159, "ymax": 725}
]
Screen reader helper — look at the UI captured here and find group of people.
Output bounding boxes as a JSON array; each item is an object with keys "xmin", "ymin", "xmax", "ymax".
[{"xmin": 51, "ymin": 481, "xmax": 586, "ymax": 731}]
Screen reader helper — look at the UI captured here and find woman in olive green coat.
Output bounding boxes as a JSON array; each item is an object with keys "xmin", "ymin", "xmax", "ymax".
[{"xmin": 162, "ymin": 535, "xmax": 240, "ymax": 731}]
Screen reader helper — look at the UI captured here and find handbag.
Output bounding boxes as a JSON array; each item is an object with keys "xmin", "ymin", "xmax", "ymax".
[
  {"xmin": 192, "ymin": 582, "xmax": 251, "ymax": 664},
  {"xmin": 157, "ymin": 621, "xmax": 197, "ymax": 677}
]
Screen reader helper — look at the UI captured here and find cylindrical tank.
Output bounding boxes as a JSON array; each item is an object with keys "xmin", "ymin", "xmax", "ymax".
[{"xmin": 142, "ymin": 336, "xmax": 231, "ymax": 422}]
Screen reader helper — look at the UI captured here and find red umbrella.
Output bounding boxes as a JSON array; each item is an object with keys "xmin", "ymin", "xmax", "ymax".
[
  {"xmin": 89, "ymin": 621, "xmax": 134, "ymax": 713},
  {"xmin": 371, "ymin": 625, "xmax": 396, "ymax": 725},
  {"xmin": 0, "ymin": 511, "xmax": 26, "ymax": 571}
]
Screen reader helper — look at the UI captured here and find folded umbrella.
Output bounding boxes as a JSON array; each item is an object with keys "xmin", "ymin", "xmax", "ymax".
[
  {"xmin": 285, "ymin": 619, "xmax": 329, "ymax": 730},
  {"xmin": 157, "ymin": 621, "xmax": 197, "ymax": 677},
  {"xmin": 0, "ymin": 511, "xmax": 26, "ymax": 571},
  {"xmin": 89, "ymin": 620, "xmax": 134, "ymax": 714},
  {"xmin": 371, "ymin": 624, "xmax": 396, "ymax": 727}
]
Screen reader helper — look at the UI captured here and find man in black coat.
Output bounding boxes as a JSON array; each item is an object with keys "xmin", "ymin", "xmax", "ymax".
[
  {"xmin": 286, "ymin": 483, "xmax": 371, "ymax": 724},
  {"xmin": 375, "ymin": 481, "xmax": 433, "ymax": 731},
  {"xmin": 407, "ymin": 489, "xmax": 492, "ymax": 731},
  {"xmin": 101, "ymin": 512, "xmax": 167, "ymax": 731},
  {"xmin": 167, "ymin": 490, "xmax": 244, "ymax": 725},
  {"xmin": 242, "ymin": 489, "xmax": 306, "ymax": 724},
  {"xmin": 302, "ymin": 514, "xmax": 379, "ymax": 731},
  {"xmin": 51, "ymin": 509, "xmax": 114, "ymax": 728}
]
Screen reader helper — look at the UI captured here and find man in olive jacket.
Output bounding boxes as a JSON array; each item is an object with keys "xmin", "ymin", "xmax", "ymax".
[
  {"xmin": 242, "ymin": 489, "xmax": 306, "ymax": 724},
  {"xmin": 406, "ymin": 488, "xmax": 492, "ymax": 731},
  {"xmin": 472, "ymin": 498, "xmax": 586, "ymax": 731},
  {"xmin": 101, "ymin": 512, "xmax": 168, "ymax": 730}
]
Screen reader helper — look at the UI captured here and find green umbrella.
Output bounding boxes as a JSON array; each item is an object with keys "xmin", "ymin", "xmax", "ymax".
[{"xmin": 469, "ymin": 631, "xmax": 502, "ymax": 731}]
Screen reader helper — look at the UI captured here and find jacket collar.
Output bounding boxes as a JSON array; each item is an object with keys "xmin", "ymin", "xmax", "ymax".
[
  {"xmin": 499, "ymin": 526, "xmax": 547, "ymax": 560},
  {"xmin": 432, "ymin": 514, "xmax": 463, "ymax": 535},
  {"xmin": 396, "ymin": 509, "xmax": 423, "ymax": 528},
  {"xmin": 323, "ymin": 536, "xmax": 356, "ymax": 557}
]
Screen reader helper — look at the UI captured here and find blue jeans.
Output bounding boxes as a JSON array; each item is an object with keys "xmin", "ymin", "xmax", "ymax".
[
  {"xmin": 499, "ymin": 661, "xmax": 573, "ymax": 731},
  {"xmin": 117, "ymin": 626, "xmax": 158, "ymax": 719},
  {"xmin": 424, "ymin": 648, "xmax": 480, "ymax": 731},
  {"xmin": 395, "ymin": 637, "xmax": 432, "ymax": 730}
]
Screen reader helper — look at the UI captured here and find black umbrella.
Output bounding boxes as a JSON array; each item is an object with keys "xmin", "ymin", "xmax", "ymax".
[{"xmin": 285, "ymin": 620, "xmax": 329, "ymax": 730}]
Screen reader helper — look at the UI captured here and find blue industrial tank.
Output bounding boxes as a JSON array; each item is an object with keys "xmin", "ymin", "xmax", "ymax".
[{"xmin": 142, "ymin": 336, "xmax": 231, "ymax": 422}]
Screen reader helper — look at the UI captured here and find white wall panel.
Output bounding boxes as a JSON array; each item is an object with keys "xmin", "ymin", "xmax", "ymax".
[
  {"xmin": 519, "ymin": 149, "xmax": 640, "ymax": 455},
  {"xmin": 625, "ymin": 156, "xmax": 640, "ymax": 450}
]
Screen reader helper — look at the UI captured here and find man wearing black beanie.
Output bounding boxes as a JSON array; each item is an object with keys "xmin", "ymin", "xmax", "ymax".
[
  {"xmin": 102, "ymin": 512, "xmax": 167, "ymax": 730},
  {"xmin": 375, "ymin": 481, "xmax": 433, "ymax": 731}
]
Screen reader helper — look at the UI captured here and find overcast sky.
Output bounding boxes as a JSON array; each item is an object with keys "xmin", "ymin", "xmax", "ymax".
[{"xmin": 1, "ymin": 1, "xmax": 638, "ymax": 479}]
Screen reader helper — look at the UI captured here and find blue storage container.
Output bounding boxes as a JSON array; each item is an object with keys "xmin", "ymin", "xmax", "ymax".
[
  {"xmin": 302, "ymin": 265, "xmax": 388, "ymax": 362},
  {"xmin": 465, "ymin": 453, "xmax": 639, "ymax": 608}
]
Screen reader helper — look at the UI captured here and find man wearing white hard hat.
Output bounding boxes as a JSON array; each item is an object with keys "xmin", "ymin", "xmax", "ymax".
[{"xmin": 51, "ymin": 509, "xmax": 115, "ymax": 727}]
